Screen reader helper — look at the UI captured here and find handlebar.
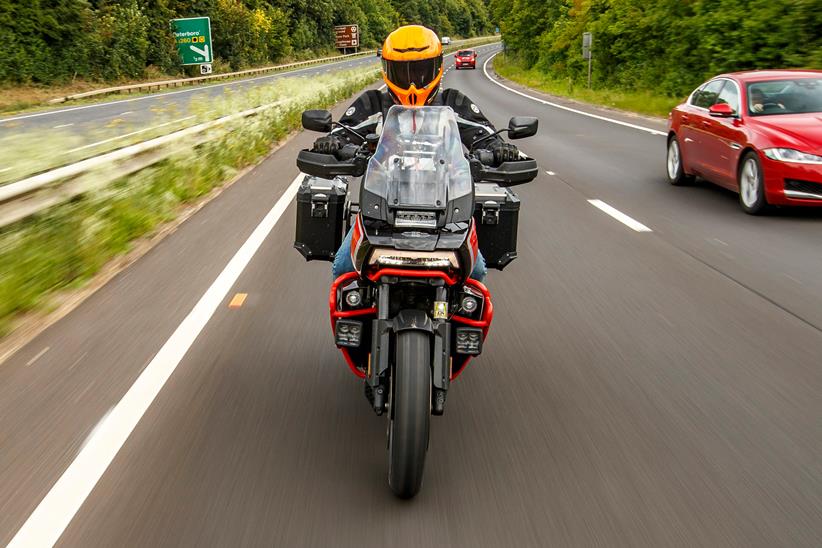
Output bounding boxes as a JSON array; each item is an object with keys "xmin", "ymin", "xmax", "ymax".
[{"xmin": 297, "ymin": 144, "xmax": 538, "ymax": 187}]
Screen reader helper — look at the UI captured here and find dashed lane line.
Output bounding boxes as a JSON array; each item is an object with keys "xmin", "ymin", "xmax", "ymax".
[{"xmin": 588, "ymin": 199, "xmax": 653, "ymax": 232}]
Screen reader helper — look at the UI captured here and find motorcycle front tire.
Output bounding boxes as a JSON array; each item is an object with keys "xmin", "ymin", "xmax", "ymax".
[{"xmin": 387, "ymin": 330, "xmax": 431, "ymax": 498}]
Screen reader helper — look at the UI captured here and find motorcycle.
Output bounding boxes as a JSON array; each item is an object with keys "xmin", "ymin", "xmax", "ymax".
[{"xmin": 294, "ymin": 105, "xmax": 538, "ymax": 498}]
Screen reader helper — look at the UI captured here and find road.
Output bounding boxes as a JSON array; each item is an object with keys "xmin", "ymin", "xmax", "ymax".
[
  {"xmin": 0, "ymin": 55, "xmax": 381, "ymax": 141},
  {"xmin": 1, "ymin": 46, "xmax": 821, "ymax": 547}
]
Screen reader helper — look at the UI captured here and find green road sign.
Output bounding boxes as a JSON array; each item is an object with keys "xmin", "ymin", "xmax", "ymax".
[{"xmin": 171, "ymin": 17, "xmax": 213, "ymax": 65}]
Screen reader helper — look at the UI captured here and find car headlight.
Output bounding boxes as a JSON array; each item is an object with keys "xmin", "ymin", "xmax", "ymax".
[
  {"xmin": 367, "ymin": 248, "xmax": 460, "ymax": 269},
  {"xmin": 763, "ymin": 148, "xmax": 822, "ymax": 165}
]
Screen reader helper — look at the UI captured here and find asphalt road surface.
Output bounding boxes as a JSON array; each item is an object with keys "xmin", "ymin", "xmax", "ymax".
[
  {"xmin": 1, "ymin": 46, "xmax": 821, "ymax": 547},
  {"xmin": 0, "ymin": 54, "xmax": 382, "ymax": 140}
]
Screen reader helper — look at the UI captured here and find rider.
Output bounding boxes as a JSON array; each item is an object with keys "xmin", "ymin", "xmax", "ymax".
[{"xmin": 314, "ymin": 25, "xmax": 521, "ymax": 281}]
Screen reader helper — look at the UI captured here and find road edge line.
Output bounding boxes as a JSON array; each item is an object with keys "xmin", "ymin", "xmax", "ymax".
[
  {"xmin": 481, "ymin": 52, "xmax": 666, "ymax": 137},
  {"xmin": 7, "ymin": 172, "xmax": 304, "ymax": 548}
]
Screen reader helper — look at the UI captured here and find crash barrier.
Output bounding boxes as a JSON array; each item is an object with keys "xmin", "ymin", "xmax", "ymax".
[
  {"xmin": 0, "ymin": 102, "xmax": 282, "ymax": 228},
  {"xmin": 2, "ymin": 36, "xmax": 501, "ymax": 227},
  {"xmin": 48, "ymin": 36, "xmax": 500, "ymax": 104}
]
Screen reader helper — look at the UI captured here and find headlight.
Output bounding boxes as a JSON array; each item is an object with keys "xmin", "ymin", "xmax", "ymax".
[
  {"xmin": 367, "ymin": 248, "xmax": 460, "ymax": 269},
  {"xmin": 763, "ymin": 148, "xmax": 822, "ymax": 164}
]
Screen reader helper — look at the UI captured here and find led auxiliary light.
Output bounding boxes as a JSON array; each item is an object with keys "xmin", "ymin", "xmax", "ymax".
[
  {"xmin": 455, "ymin": 327, "xmax": 483, "ymax": 355},
  {"xmin": 345, "ymin": 290, "xmax": 362, "ymax": 307},
  {"xmin": 335, "ymin": 319, "xmax": 363, "ymax": 347},
  {"xmin": 461, "ymin": 295, "xmax": 478, "ymax": 313}
]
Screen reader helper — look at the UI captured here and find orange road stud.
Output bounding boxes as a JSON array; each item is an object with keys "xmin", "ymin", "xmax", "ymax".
[{"xmin": 229, "ymin": 293, "xmax": 247, "ymax": 309}]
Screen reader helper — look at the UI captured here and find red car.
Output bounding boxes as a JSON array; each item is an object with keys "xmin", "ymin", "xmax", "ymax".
[
  {"xmin": 455, "ymin": 50, "xmax": 477, "ymax": 70},
  {"xmin": 666, "ymin": 70, "xmax": 822, "ymax": 214}
]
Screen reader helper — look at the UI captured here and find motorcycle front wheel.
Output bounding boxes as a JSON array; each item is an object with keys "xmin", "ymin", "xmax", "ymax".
[{"xmin": 387, "ymin": 330, "xmax": 431, "ymax": 498}]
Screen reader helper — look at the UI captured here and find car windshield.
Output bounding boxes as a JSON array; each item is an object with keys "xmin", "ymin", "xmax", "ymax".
[
  {"xmin": 362, "ymin": 105, "xmax": 472, "ymax": 210},
  {"xmin": 747, "ymin": 78, "xmax": 822, "ymax": 116},
  {"xmin": 458, "ymin": 51, "xmax": 471, "ymax": 56}
]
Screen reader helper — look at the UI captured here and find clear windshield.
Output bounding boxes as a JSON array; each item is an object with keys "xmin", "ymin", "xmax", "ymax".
[
  {"xmin": 363, "ymin": 105, "xmax": 472, "ymax": 209},
  {"xmin": 747, "ymin": 78, "xmax": 822, "ymax": 116}
]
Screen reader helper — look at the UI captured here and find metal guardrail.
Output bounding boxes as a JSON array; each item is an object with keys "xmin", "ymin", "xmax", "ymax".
[
  {"xmin": 3, "ymin": 36, "xmax": 501, "ymax": 228},
  {"xmin": 0, "ymin": 101, "xmax": 282, "ymax": 228},
  {"xmin": 47, "ymin": 52, "xmax": 376, "ymax": 104},
  {"xmin": 48, "ymin": 36, "xmax": 499, "ymax": 104}
]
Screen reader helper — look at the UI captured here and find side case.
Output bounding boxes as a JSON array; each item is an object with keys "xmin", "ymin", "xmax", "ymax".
[
  {"xmin": 294, "ymin": 175, "xmax": 347, "ymax": 261},
  {"xmin": 472, "ymin": 183, "xmax": 520, "ymax": 270}
]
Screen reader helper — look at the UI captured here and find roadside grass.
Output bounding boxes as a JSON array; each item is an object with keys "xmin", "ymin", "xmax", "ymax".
[
  {"xmin": 0, "ymin": 68, "xmax": 375, "ymax": 185},
  {"xmin": 0, "ymin": 36, "xmax": 499, "ymax": 118},
  {"xmin": 493, "ymin": 55, "xmax": 680, "ymax": 118},
  {"xmin": 0, "ymin": 38, "xmax": 501, "ymax": 186},
  {"xmin": 0, "ymin": 51, "xmax": 364, "ymax": 115},
  {"xmin": 0, "ymin": 66, "xmax": 381, "ymax": 337}
]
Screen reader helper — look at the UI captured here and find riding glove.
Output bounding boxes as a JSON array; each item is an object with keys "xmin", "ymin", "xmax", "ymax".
[
  {"xmin": 313, "ymin": 135, "xmax": 343, "ymax": 154},
  {"xmin": 493, "ymin": 143, "xmax": 520, "ymax": 164}
]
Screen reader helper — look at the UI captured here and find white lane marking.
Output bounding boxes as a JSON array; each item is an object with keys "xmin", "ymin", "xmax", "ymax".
[
  {"xmin": 53, "ymin": 123, "xmax": 74, "ymax": 129},
  {"xmin": 0, "ymin": 54, "xmax": 381, "ymax": 124},
  {"xmin": 546, "ymin": 170, "xmax": 556, "ymax": 176},
  {"xmin": 0, "ymin": 167, "xmax": 11, "ymax": 173},
  {"xmin": 7, "ymin": 173, "xmax": 304, "ymax": 548},
  {"xmin": 119, "ymin": 111, "xmax": 134, "ymax": 116},
  {"xmin": 482, "ymin": 52, "xmax": 666, "ymax": 137},
  {"xmin": 67, "ymin": 115, "xmax": 196, "ymax": 153},
  {"xmin": 68, "ymin": 351, "xmax": 88, "ymax": 371},
  {"xmin": 588, "ymin": 200, "xmax": 652, "ymax": 232},
  {"xmin": 25, "ymin": 346, "xmax": 50, "ymax": 366}
]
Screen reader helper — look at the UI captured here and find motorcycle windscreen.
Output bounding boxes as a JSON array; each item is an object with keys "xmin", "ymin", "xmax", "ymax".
[{"xmin": 363, "ymin": 105, "xmax": 472, "ymax": 210}]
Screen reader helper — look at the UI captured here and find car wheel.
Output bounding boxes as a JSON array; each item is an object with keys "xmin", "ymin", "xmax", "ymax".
[
  {"xmin": 666, "ymin": 135, "xmax": 693, "ymax": 186},
  {"xmin": 738, "ymin": 151, "xmax": 768, "ymax": 215}
]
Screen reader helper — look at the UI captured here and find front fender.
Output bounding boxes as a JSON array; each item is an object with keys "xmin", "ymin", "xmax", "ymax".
[{"xmin": 392, "ymin": 310, "xmax": 434, "ymax": 334}]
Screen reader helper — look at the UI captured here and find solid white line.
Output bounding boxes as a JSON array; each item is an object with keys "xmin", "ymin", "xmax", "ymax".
[
  {"xmin": 67, "ymin": 115, "xmax": 196, "ymax": 153},
  {"xmin": 7, "ymin": 172, "xmax": 304, "ymax": 548},
  {"xmin": 53, "ymin": 123, "xmax": 74, "ymax": 129},
  {"xmin": 482, "ymin": 52, "xmax": 666, "ymax": 137},
  {"xmin": 587, "ymin": 199, "xmax": 652, "ymax": 232}
]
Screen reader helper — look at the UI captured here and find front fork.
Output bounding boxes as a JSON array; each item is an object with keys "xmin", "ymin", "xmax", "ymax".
[{"xmin": 367, "ymin": 282, "xmax": 451, "ymax": 416}]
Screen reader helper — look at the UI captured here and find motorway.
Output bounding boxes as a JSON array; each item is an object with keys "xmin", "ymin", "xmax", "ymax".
[
  {"xmin": 0, "ymin": 54, "xmax": 381, "ymax": 143},
  {"xmin": 1, "ymin": 46, "xmax": 821, "ymax": 547}
]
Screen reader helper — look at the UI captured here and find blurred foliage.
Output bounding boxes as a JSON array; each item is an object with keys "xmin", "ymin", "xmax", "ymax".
[
  {"xmin": 0, "ymin": 0, "xmax": 493, "ymax": 84},
  {"xmin": 490, "ymin": 0, "xmax": 822, "ymax": 98},
  {"xmin": 0, "ymin": 66, "xmax": 380, "ymax": 335}
]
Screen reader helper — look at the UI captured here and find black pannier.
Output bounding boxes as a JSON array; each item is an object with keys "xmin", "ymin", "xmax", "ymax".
[
  {"xmin": 472, "ymin": 183, "xmax": 521, "ymax": 270},
  {"xmin": 294, "ymin": 175, "xmax": 347, "ymax": 261}
]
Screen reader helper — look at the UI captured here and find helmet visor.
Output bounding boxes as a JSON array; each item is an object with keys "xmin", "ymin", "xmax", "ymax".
[{"xmin": 382, "ymin": 56, "xmax": 443, "ymax": 90}]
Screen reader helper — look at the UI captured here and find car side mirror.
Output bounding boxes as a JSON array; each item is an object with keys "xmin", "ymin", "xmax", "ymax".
[
  {"xmin": 302, "ymin": 110, "xmax": 333, "ymax": 132},
  {"xmin": 508, "ymin": 116, "xmax": 538, "ymax": 139},
  {"xmin": 709, "ymin": 103, "xmax": 735, "ymax": 118}
]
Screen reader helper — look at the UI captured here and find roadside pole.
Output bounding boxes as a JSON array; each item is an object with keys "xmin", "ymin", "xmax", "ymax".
[{"xmin": 583, "ymin": 32, "xmax": 592, "ymax": 88}]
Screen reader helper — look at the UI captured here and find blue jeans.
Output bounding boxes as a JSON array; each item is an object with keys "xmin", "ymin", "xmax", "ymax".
[{"xmin": 332, "ymin": 227, "xmax": 487, "ymax": 282}]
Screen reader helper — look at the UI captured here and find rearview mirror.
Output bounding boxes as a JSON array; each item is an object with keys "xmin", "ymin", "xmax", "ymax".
[
  {"xmin": 508, "ymin": 116, "xmax": 538, "ymax": 139},
  {"xmin": 709, "ymin": 103, "xmax": 735, "ymax": 118},
  {"xmin": 302, "ymin": 110, "xmax": 333, "ymax": 132}
]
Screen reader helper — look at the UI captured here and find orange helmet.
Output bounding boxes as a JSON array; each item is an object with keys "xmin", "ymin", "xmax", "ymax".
[{"xmin": 381, "ymin": 25, "xmax": 443, "ymax": 106}]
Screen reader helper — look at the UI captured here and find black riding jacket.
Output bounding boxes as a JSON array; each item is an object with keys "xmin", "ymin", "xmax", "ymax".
[{"xmin": 330, "ymin": 88, "xmax": 506, "ymax": 150}]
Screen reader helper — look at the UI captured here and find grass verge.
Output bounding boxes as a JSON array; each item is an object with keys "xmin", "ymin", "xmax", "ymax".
[
  {"xmin": 493, "ymin": 55, "xmax": 680, "ymax": 118},
  {"xmin": 0, "ymin": 66, "xmax": 380, "ymax": 337},
  {"xmin": 0, "ymin": 37, "xmax": 500, "ymax": 186}
]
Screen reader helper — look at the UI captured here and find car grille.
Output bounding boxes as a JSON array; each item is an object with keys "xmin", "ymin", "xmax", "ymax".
[{"xmin": 785, "ymin": 179, "xmax": 822, "ymax": 196}]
